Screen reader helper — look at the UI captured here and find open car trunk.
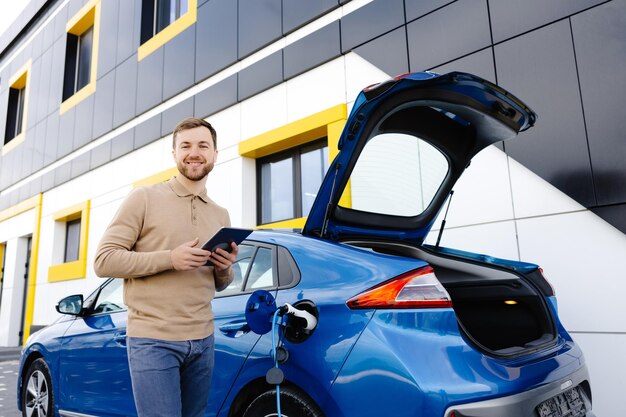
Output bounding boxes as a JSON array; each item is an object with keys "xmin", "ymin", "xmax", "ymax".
[{"xmin": 348, "ymin": 240, "xmax": 557, "ymax": 358}]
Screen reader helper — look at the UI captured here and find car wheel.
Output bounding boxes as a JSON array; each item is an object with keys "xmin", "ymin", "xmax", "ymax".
[
  {"xmin": 22, "ymin": 358, "xmax": 54, "ymax": 417},
  {"xmin": 243, "ymin": 387, "xmax": 324, "ymax": 417}
]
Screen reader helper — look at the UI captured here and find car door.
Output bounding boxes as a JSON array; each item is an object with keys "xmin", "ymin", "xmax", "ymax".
[
  {"xmin": 58, "ymin": 278, "xmax": 135, "ymax": 416},
  {"xmin": 208, "ymin": 242, "xmax": 281, "ymax": 416}
]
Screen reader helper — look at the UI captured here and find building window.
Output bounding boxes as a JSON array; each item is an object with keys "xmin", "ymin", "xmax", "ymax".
[
  {"xmin": 60, "ymin": 0, "xmax": 100, "ymax": 114},
  {"xmin": 138, "ymin": 0, "xmax": 197, "ymax": 61},
  {"xmin": 48, "ymin": 201, "xmax": 90, "ymax": 282},
  {"xmin": 2, "ymin": 60, "xmax": 31, "ymax": 155},
  {"xmin": 64, "ymin": 218, "xmax": 81, "ymax": 263},
  {"xmin": 258, "ymin": 140, "xmax": 329, "ymax": 225}
]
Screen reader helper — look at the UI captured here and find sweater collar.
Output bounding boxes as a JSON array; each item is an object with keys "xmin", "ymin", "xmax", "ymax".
[{"xmin": 168, "ymin": 176, "xmax": 210, "ymax": 203}]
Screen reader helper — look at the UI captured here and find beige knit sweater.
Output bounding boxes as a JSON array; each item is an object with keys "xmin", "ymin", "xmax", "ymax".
[{"xmin": 94, "ymin": 177, "xmax": 233, "ymax": 341}]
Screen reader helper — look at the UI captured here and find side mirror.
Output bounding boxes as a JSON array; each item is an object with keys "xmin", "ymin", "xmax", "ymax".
[{"xmin": 56, "ymin": 294, "xmax": 84, "ymax": 316}]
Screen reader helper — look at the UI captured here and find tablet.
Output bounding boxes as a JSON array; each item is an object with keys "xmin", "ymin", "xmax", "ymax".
[{"xmin": 202, "ymin": 227, "xmax": 253, "ymax": 266}]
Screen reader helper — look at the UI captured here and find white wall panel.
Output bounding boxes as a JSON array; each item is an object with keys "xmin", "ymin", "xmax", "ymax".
[
  {"xmin": 344, "ymin": 52, "xmax": 390, "ymax": 105},
  {"xmin": 571, "ymin": 332, "xmax": 626, "ymax": 417},
  {"xmin": 425, "ymin": 220, "xmax": 520, "ymax": 261},
  {"xmin": 207, "ymin": 104, "xmax": 242, "ymax": 151},
  {"xmin": 241, "ymin": 83, "xmax": 288, "ymax": 140},
  {"xmin": 509, "ymin": 155, "xmax": 584, "ymax": 218},
  {"xmin": 286, "ymin": 58, "xmax": 346, "ymax": 123},
  {"xmin": 0, "ymin": 209, "xmax": 35, "ymax": 242},
  {"xmin": 517, "ymin": 211, "xmax": 626, "ymax": 333},
  {"xmin": 431, "ymin": 146, "xmax": 515, "ymax": 228}
]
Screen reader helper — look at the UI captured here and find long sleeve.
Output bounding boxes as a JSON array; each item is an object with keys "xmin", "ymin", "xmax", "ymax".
[{"xmin": 94, "ymin": 187, "xmax": 173, "ymax": 278}]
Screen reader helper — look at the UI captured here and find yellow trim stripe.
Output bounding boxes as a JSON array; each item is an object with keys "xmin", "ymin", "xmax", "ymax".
[
  {"xmin": 133, "ymin": 167, "xmax": 179, "ymax": 188},
  {"xmin": 256, "ymin": 217, "xmax": 307, "ymax": 230},
  {"xmin": 22, "ymin": 194, "xmax": 43, "ymax": 344},
  {"xmin": 239, "ymin": 104, "xmax": 347, "ymax": 159},
  {"xmin": 138, "ymin": 0, "xmax": 198, "ymax": 62},
  {"xmin": 0, "ymin": 195, "xmax": 40, "ymax": 222},
  {"xmin": 0, "ymin": 243, "xmax": 5, "ymax": 284}
]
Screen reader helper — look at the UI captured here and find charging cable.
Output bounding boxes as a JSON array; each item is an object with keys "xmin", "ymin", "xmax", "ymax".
[{"xmin": 271, "ymin": 309, "xmax": 283, "ymax": 417}]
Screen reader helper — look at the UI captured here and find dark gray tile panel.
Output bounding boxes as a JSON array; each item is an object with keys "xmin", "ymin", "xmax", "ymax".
[
  {"xmin": 341, "ymin": 0, "xmax": 404, "ymax": 53},
  {"xmin": 97, "ymin": 0, "xmax": 119, "ymax": 79},
  {"xmin": 194, "ymin": 74, "xmax": 237, "ymax": 119},
  {"xmin": 10, "ymin": 148, "xmax": 23, "ymax": 183},
  {"xmin": 195, "ymin": 0, "xmax": 238, "ymax": 82},
  {"xmin": 238, "ymin": 0, "xmax": 282, "ymax": 58},
  {"xmin": 26, "ymin": 57, "xmax": 42, "ymax": 131},
  {"xmin": 116, "ymin": 0, "xmax": 139, "ymax": 65},
  {"xmin": 57, "ymin": 107, "xmax": 75, "ymax": 159},
  {"xmin": 92, "ymin": 69, "xmax": 115, "ymax": 138},
  {"xmin": 9, "ymin": 189, "xmax": 19, "ymax": 207},
  {"xmin": 489, "ymin": 0, "xmax": 606, "ymax": 43},
  {"xmin": 133, "ymin": 114, "xmax": 162, "ymax": 149},
  {"xmin": 90, "ymin": 140, "xmax": 111, "ymax": 170},
  {"xmin": 432, "ymin": 47, "xmax": 496, "ymax": 83},
  {"xmin": 284, "ymin": 21, "xmax": 341, "ymax": 79},
  {"xmin": 29, "ymin": 176, "xmax": 42, "ymax": 199},
  {"xmin": 48, "ymin": 37, "xmax": 65, "ymax": 116},
  {"xmin": 53, "ymin": 2, "xmax": 69, "ymax": 44},
  {"xmin": 54, "ymin": 160, "xmax": 71, "ymax": 186},
  {"xmin": 353, "ymin": 26, "xmax": 408, "ymax": 78},
  {"xmin": 70, "ymin": 151, "xmax": 90, "ymax": 178},
  {"xmin": 282, "ymin": 0, "xmax": 338, "ymax": 34},
  {"xmin": 44, "ymin": 114, "xmax": 59, "ymax": 165},
  {"xmin": 571, "ymin": 1, "xmax": 626, "ymax": 206},
  {"xmin": 592, "ymin": 204, "xmax": 626, "ymax": 235},
  {"xmin": 67, "ymin": 0, "xmax": 88, "ymax": 21},
  {"xmin": 31, "ymin": 28, "xmax": 44, "ymax": 59},
  {"xmin": 405, "ymin": 0, "xmax": 455, "ymax": 22},
  {"xmin": 31, "ymin": 120, "xmax": 46, "ymax": 172},
  {"xmin": 73, "ymin": 94, "xmax": 95, "ymax": 149},
  {"xmin": 42, "ymin": 170, "xmax": 55, "ymax": 192},
  {"xmin": 0, "ymin": 156, "xmax": 13, "ymax": 190},
  {"xmin": 20, "ymin": 133, "xmax": 35, "ymax": 179},
  {"xmin": 35, "ymin": 49, "xmax": 53, "ymax": 124},
  {"xmin": 113, "ymin": 54, "xmax": 138, "ymax": 128},
  {"xmin": 495, "ymin": 20, "xmax": 595, "ymax": 207},
  {"xmin": 136, "ymin": 47, "xmax": 163, "ymax": 114},
  {"xmin": 163, "ymin": 26, "xmax": 195, "ymax": 100},
  {"xmin": 238, "ymin": 51, "xmax": 283, "ymax": 101},
  {"xmin": 161, "ymin": 97, "xmax": 194, "ymax": 136},
  {"xmin": 407, "ymin": 0, "xmax": 491, "ymax": 71},
  {"xmin": 110, "ymin": 128, "xmax": 134, "ymax": 160}
]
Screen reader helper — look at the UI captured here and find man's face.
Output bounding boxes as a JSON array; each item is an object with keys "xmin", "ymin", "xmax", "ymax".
[{"xmin": 172, "ymin": 126, "xmax": 217, "ymax": 181}]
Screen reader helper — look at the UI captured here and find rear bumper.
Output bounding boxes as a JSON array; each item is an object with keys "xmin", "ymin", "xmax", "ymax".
[{"xmin": 443, "ymin": 364, "xmax": 593, "ymax": 417}]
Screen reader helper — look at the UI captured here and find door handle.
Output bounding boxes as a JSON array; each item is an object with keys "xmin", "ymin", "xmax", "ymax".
[
  {"xmin": 218, "ymin": 320, "xmax": 250, "ymax": 337},
  {"xmin": 113, "ymin": 332, "xmax": 127, "ymax": 346}
]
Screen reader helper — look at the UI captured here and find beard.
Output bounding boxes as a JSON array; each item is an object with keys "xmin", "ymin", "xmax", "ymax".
[{"xmin": 177, "ymin": 159, "xmax": 214, "ymax": 181}]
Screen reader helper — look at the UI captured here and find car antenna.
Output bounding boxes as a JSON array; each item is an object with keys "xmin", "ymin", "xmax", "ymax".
[
  {"xmin": 321, "ymin": 163, "xmax": 342, "ymax": 238},
  {"xmin": 435, "ymin": 190, "xmax": 454, "ymax": 249}
]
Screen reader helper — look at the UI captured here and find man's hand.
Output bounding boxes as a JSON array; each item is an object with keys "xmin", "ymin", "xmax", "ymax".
[
  {"xmin": 210, "ymin": 242, "xmax": 239, "ymax": 271},
  {"xmin": 170, "ymin": 238, "xmax": 212, "ymax": 271}
]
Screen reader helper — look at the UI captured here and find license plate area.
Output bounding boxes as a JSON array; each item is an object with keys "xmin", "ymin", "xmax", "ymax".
[{"xmin": 536, "ymin": 386, "xmax": 586, "ymax": 417}]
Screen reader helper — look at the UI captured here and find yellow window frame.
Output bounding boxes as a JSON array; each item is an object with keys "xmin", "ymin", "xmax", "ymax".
[
  {"xmin": 2, "ymin": 59, "xmax": 32, "ymax": 156},
  {"xmin": 238, "ymin": 104, "xmax": 349, "ymax": 229},
  {"xmin": 59, "ymin": 0, "xmax": 101, "ymax": 115},
  {"xmin": 138, "ymin": 0, "xmax": 197, "ymax": 62},
  {"xmin": 48, "ymin": 200, "xmax": 91, "ymax": 282}
]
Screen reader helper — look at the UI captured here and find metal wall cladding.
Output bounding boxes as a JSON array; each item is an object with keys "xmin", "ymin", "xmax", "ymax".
[{"xmin": 0, "ymin": 0, "xmax": 624, "ymax": 232}]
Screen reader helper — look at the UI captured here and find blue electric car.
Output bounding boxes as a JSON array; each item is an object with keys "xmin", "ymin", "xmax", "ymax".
[{"xmin": 18, "ymin": 72, "xmax": 594, "ymax": 417}]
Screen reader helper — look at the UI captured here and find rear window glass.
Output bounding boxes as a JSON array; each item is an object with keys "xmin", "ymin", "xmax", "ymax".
[{"xmin": 339, "ymin": 132, "xmax": 448, "ymax": 217}]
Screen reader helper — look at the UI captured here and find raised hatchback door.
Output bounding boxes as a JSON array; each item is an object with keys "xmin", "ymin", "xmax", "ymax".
[{"xmin": 303, "ymin": 72, "xmax": 536, "ymax": 244}]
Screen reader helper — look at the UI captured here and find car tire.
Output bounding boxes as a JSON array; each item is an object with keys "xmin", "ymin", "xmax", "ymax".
[
  {"xmin": 21, "ymin": 358, "xmax": 54, "ymax": 417},
  {"xmin": 243, "ymin": 387, "xmax": 324, "ymax": 417}
]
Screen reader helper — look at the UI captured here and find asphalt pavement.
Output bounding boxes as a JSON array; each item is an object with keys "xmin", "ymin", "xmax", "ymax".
[{"xmin": 0, "ymin": 359, "xmax": 20, "ymax": 417}]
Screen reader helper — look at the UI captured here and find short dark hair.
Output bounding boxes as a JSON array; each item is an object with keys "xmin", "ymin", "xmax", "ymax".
[{"xmin": 172, "ymin": 117, "xmax": 217, "ymax": 148}]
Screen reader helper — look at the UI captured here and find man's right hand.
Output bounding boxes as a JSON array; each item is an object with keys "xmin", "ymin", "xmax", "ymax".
[{"xmin": 170, "ymin": 238, "xmax": 212, "ymax": 271}]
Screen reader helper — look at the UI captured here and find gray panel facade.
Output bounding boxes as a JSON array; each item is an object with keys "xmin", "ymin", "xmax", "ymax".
[
  {"xmin": 284, "ymin": 21, "xmax": 341, "ymax": 80},
  {"xmin": 195, "ymin": 0, "xmax": 238, "ymax": 82},
  {"xmin": 341, "ymin": 0, "xmax": 405, "ymax": 52},
  {"xmin": 238, "ymin": 0, "xmax": 282, "ymax": 58}
]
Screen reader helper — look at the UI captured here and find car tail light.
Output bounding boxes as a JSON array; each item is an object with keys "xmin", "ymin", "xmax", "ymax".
[{"xmin": 347, "ymin": 266, "xmax": 452, "ymax": 309}]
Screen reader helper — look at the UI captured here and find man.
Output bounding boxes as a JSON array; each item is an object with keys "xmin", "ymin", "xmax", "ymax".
[{"xmin": 94, "ymin": 117, "xmax": 237, "ymax": 417}]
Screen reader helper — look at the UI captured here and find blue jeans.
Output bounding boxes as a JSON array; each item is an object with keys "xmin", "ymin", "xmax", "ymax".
[{"xmin": 127, "ymin": 335, "xmax": 215, "ymax": 417}]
